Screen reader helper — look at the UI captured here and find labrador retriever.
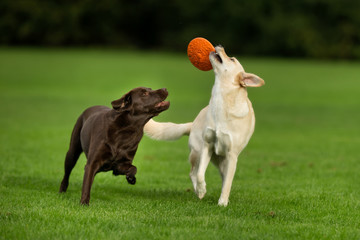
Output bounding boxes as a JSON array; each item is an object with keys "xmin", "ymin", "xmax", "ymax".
[
  {"xmin": 59, "ymin": 87, "xmax": 170, "ymax": 205},
  {"xmin": 144, "ymin": 46, "xmax": 264, "ymax": 206}
]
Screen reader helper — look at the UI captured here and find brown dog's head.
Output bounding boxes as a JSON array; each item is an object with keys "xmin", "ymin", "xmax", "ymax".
[{"xmin": 111, "ymin": 87, "xmax": 170, "ymax": 116}]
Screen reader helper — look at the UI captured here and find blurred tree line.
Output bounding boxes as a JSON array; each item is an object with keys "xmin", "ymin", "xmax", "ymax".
[{"xmin": 1, "ymin": 0, "xmax": 360, "ymax": 59}]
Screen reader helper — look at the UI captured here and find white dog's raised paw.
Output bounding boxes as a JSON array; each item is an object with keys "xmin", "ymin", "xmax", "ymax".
[
  {"xmin": 195, "ymin": 181, "xmax": 207, "ymax": 199},
  {"xmin": 218, "ymin": 198, "xmax": 229, "ymax": 207},
  {"xmin": 195, "ymin": 187, "xmax": 206, "ymax": 199}
]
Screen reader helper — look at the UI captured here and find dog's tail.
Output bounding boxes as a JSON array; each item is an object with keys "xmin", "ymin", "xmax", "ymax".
[{"xmin": 144, "ymin": 119, "xmax": 192, "ymax": 141}]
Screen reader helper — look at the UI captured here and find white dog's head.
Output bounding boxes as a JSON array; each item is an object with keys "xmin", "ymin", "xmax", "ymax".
[{"xmin": 209, "ymin": 46, "xmax": 265, "ymax": 88}]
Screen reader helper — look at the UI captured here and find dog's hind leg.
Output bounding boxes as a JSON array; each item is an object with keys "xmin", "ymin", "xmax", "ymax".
[
  {"xmin": 59, "ymin": 117, "xmax": 83, "ymax": 193},
  {"xmin": 217, "ymin": 153, "xmax": 238, "ymax": 207}
]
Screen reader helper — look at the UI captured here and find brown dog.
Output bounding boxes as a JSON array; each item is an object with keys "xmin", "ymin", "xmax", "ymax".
[{"xmin": 59, "ymin": 87, "xmax": 170, "ymax": 205}]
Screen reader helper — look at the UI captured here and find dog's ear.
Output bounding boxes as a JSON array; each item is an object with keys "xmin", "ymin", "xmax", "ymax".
[
  {"xmin": 237, "ymin": 72, "xmax": 265, "ymax": 88},
  {"xmin": 111, "ymin": 92, "xmax": 132, "ymax": 110}
]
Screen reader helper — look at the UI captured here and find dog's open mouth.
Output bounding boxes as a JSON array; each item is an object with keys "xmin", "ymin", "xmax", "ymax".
[
  {"xmin": 214, "ymin": 51, "xmax": 223, "ymax": 63},
  {"xmin": 155, "ymin": 101, "xmax": 170, "ymax": 111},
  {"xmin": 155, "ymin": 101, "xmax": 169, "ymax": 108},
  {"xmin": 211, "ymin": 50, "xmax": 223, "ymax": 64}
]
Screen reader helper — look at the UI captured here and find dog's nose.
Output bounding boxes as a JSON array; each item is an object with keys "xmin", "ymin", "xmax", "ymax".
[
  {"xmin": 215, "ymin": 45, "xmax": 224, "ymax": 53},
  {"xmin": 159, "ymin": 88, "xmax": 168, "ymax": 96}
]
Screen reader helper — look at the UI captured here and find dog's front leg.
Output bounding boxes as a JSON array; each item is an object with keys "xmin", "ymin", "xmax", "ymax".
[
  {"xmin": 189, "ymin": 150, "xmax": 200, "ymax": 191},
  {"xmin": 218, "ymin": 153, "xmax": 238, "ymax": 207},
  {"xmin": 125, "ymin": 165, "xmax": 137, "ymax": 185},
  {"xmin": 80, "ymin": 161, "xmax": 100, "ymax": 205},
  {"xmin": 113, "ymin": 163, "xmax": 137, "ymax": 185},
  {"xmin": 195, "ymin": 128, "xmax": 215, "ymax": 199},
  {"xmin": 196, "ymin": 145, "xmax": 212, "ymax": 199}
]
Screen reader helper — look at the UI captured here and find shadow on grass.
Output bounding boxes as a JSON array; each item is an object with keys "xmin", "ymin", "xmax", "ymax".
[
  {"xmin": 2, "ymin": 174, "xmax": 219, "ymax": 206},
  {"xmin": 89, "ymin": 181, "xmax": 220, "ymax": 206}
]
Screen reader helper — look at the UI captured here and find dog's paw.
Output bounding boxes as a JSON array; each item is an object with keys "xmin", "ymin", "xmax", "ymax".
[
  {"xmin": 195, "ymin": 181, "xmax": 207, "ymax": 199},
  {"xmin": 196, "ymin": 190, "xmax": 206, "ymax": 199},
  {"xmin": 80, "ymin": 199, "xmax": 90, "ymax": 206},
  {"xmin": 195, "ymin": 186, "xmax": 206, "ymax": 199},
  {"xmin": 59, "ymin": 186, "xmax": 67, "ymax": 193},
  {"xmin": 126, "ymin": 175, "xmax": 136, "ymax": 185},
  {"xmin": 59, "ymin": 181, "xmax": 69, "ymax": 193},
  {"xmin": 218, "ymin": 198, "xmax": 229, "ymax": 207}
]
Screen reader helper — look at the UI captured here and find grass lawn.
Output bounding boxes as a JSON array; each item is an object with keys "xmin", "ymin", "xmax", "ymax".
[{"xmin": 0, "ymin": 48, "xmax": 360, "ymax": 239}]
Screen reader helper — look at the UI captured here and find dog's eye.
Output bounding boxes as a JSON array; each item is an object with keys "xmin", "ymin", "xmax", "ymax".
[{"xmin": 230, "ymin": 58, "xmax": 235, "ymax": 62}]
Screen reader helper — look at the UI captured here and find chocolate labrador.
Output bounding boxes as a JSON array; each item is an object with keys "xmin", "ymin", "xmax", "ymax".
[{"xmin": 59, "ymin": 87, "xmax": 170, "ymax": 205}]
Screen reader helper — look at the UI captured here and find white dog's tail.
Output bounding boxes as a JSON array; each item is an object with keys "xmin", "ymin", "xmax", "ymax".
[{"xmin": 144, "ymin": 119, "xmax": 192, "ymax": 141}]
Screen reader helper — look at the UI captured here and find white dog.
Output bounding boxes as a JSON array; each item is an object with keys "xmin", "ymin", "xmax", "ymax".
[{"xmin": 144, "ymin": 46, "xmax": 265, "ymax": 206}]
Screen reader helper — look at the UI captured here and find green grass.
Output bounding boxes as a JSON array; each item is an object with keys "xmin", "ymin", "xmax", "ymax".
[{"xmin": 1, "ymin": 48, "xmax": 360, "ymax": 239}]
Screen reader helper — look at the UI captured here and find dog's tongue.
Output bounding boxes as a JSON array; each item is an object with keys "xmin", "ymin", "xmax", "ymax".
[{"xmin": 155, "ymin": 101, "xmax": 168, "ymax": 107}]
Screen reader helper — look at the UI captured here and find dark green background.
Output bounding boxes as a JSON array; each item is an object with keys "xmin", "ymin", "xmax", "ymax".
[{"xmin": 1, "ymin": 0, "xmax": 360, "ymax": 59}]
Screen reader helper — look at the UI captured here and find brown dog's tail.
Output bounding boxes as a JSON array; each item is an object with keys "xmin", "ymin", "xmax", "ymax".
[{"xmin": 144, "ymin": 119, "xmax": 192, "ymax": 141}]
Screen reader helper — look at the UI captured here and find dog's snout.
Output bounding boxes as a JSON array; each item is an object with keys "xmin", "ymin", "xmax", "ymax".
[
  {"xmin": 157, "ymin": 88, "xmax": 168, "ymax": 98},
  {"xmin": 161, "ymin": 88, "xmax": 167, "ymax": 94},
  {"xmin": 215, "ymin": 45, "xmax": 224, "ymax": 52}
]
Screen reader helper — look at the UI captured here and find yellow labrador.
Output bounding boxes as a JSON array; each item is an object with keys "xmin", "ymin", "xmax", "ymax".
[{"xmin": 144, "ymin": 46, "xmax": 264, "ymax": 206}]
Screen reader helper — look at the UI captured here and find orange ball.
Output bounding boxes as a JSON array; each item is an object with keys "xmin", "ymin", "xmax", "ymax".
[{"xmin": 187, "ymin": 37, "xmax": 215, "ymax": 71}]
